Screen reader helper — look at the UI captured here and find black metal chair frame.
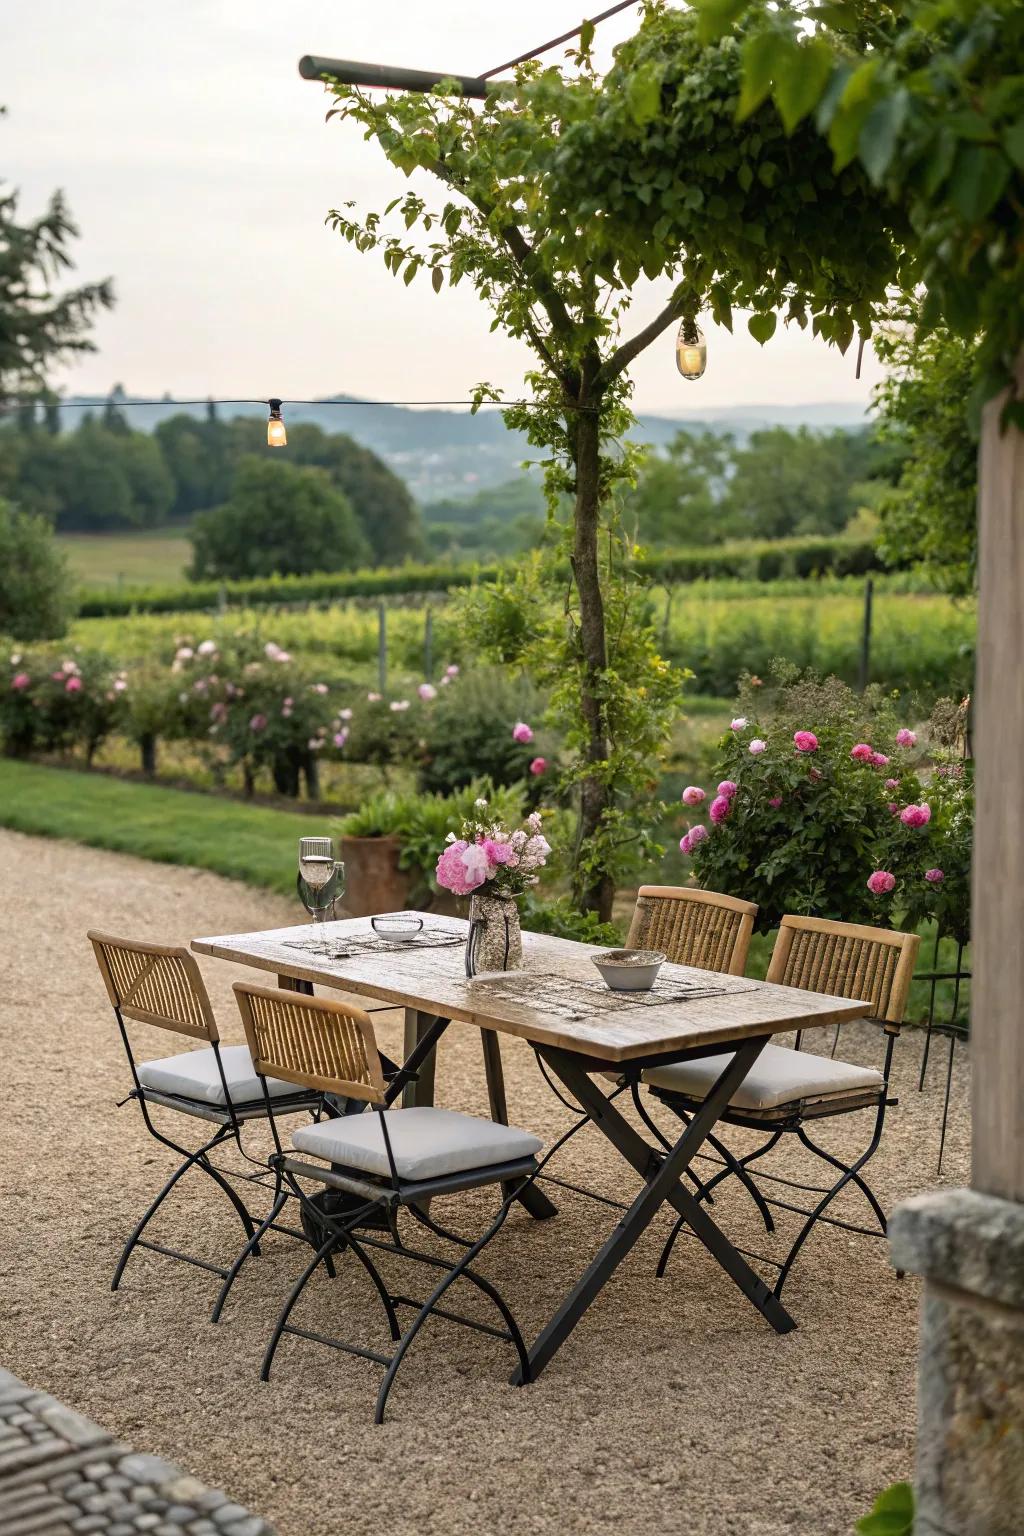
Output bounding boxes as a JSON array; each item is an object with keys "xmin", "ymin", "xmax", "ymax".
[
  {"xmin": 222, "ymin": 1007, "xmax": 560, "ymax": 1423},
  {"xmin": 914, "ymin": 930, "xmax": 970, "ymax": 1173},
  {"xmin": 647, "ymin": 1021, "xmax": 901, "ymax": 1298}
]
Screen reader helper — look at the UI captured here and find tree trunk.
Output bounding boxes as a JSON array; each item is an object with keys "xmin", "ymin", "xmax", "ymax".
[
  {"xmin": 139, "ymin": 732, "xmax": 157, "ymax": 778},
  {"xmin": 303, "ymin": 751, "xmax": 320, "ymax": 801},
  {"xmin": 569, "ymin": 387, "xmax": 615, "ymax": 922}
]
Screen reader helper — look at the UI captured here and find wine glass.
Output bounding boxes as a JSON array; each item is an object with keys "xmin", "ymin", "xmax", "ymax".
[{"xmin": 298, "ymin": 837, "xmax": 343, "ymax": 947}]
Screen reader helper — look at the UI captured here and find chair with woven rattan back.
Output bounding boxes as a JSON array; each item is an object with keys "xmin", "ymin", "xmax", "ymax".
[
  {"xmin": 88, "ymin": 931, "xmax": 319, "ymax": 1298},
  {"xmin": 230, "ymin": 980, "xmax": 543, "ymax": 1422},
  {"xmin": 644, "ymin": 914, "xmax": 920, "ymax": 1296},
  {"xmin": 627, "ymin": 885, "xmax": 757, "ymax": 975}
]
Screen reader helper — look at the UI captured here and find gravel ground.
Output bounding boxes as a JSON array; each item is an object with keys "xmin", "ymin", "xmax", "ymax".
[{"xmin": 0, "ymin": 828, "xmax": 971, "ymax": 1536}]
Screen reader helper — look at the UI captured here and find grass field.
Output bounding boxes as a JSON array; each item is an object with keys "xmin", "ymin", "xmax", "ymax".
[{"xmin": 58, "ymin": 531, "xmax": 192, "ymax": 587}]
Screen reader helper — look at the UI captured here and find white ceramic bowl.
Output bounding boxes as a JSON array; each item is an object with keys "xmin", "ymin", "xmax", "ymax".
[
  {"xmin": 592, "ymin": 948, "xmax": 666, "ymax": 991},
  {"xmin": 370, "ymin": 914, "xmax": 424, "ymax": 941}
]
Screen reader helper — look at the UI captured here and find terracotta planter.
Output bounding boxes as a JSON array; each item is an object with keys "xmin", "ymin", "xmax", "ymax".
[{"xmin": 338, "ymin": 834, "xmax": 413, "ymax": 918}]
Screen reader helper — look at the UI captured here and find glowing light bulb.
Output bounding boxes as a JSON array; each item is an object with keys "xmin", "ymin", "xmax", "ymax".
[
  {"xmin": 267, "ymin": 398, "xmax": 287, "ymax": 447},
  {"xmin": 675, "ymin": 321, "xmax": 707, "ymax": 382}
]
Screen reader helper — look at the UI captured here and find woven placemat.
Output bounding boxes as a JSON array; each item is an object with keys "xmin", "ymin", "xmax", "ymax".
[
  {"xmin": 469, "ymin": 970, "xmax": 761, "ymax": 1022},
  {"xmin": 282, "ymin": 926, "xmax": 465, "ymax": 959}
]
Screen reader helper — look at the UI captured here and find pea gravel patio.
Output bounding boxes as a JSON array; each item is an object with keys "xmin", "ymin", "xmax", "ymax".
[{"xmin": 0, "ymin": 829, "xmax": 970, "ymax": 1536}]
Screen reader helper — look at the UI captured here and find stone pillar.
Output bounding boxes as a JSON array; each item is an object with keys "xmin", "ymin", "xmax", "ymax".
[
  {"xmin": 889, "ymin": 1191, "xmax": 1024, "ymax": 1536},
  {"xmin": 890, "ymin": 360, "xmax": 1024, "ymax": 1535}
]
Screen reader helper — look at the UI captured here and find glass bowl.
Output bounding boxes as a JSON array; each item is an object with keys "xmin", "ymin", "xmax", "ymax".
[{"xmin": 370, "ymin": 914, "xmax": 424, "ymax": 942}]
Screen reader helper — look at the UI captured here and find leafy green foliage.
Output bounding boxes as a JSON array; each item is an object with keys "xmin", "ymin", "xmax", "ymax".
[
  {"xmin": 416, "ymin": 667, "xmax": 546, "ymax": 795},
  {"xmin": 520, "ymin": 892, "xmax": 623, "ymax": 946},
  {"xmin": 873, "ymin": 322, "xmax": 979, "ymax": 595},
  {"xmin": 189, "ymin": 458, "xmax": 370, "ymax": 580},
  {"xmin": 855, "ymin": 1480, "xmax": 915, "ymax": 1536},
  {"xmin": 0, "ymin": 111, "xmax": 114, "ymax": 409},
  {"xmin": 0, "ymin": 499, "xmax": 76, "ymax": 639},
  {"xmin": 0, "ymin": 417, "xmax": 175, "ymax": 531}
]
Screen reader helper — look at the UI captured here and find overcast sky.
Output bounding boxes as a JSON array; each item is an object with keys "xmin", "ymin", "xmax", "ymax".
[{"xmin": 5, "ymin": 1, "xmax": 885, "ymax": 415}]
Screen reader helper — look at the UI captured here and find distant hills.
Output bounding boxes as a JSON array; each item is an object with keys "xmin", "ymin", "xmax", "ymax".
[{"xmin": 56, "ymin": 392, "xmax": 868, "ymax": 501}]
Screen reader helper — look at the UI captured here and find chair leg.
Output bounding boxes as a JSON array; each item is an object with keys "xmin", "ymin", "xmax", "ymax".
[
  {"xmin": 937, "ymin": 1032, "xmax": 957, "ymax": 1176},
  {"xmin": 211, "ymin": 1187, "xmax": 288, "ymax": 1323},
  {"xmin": 345, "ymin": 1233, "xmax": 401, "ymax": 1342},
  {"xmin": 655, "ymin": 1129, "xmax": 783, "ymax": 1280},
  {"xmin": 772, "ymin": 1134, "xmax": 884, "ymax": 1297},
  {"xmin": 655, "ymin": 1100, "xmax": 777, "ymax": 1231},
  {"xmin": 260, "ymin": 1230, "xmax": 345, "ymax": 1382},
  {"xmin": 113, "ymin": 1128, "xmax": 253, "ymax": 1291},
  {"xmin": 795, "ymin": 1123, "xmax": 888, "ymax": 1234}
]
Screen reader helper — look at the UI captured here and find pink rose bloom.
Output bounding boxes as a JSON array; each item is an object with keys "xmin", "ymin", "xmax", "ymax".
[
  {"xmin": 445, "ymin": 664, "xmax": 460, "ymax": 677},
  {"xmin": 900, "ymin": 803, "xmax": 932, "ymax": 828},
  {"xmin": 850, "ymin": 743, "xmax": 874, "ymax": 762},
  {"xmin": 867, "ymin": 870, "xmax": 897, "ymax": 895},
  {"xmin": 418, "ymin": 683, "xmax": 437, "ymax": 701},
  {"xmin": 730, "ymin": 717, "xmax": 748, "ymax": 730},
  {"xmin": 311, "ymin": 682, "xmax": 328, "ymax": 694},
  {"xmin": 717, "ymin": 780, "xmax": 738, "ymax": 799},
  {"xmin": 709, "ymin": 794, "xmax": 731, "ymax": 825},
  {"xmin": 65, "ymin": 676, "xmax": 83, "ymax": 694},
  {"xmin": 679, "ymin": 832, "xmax": 693, "ymax": 856},
  {"xmin": 481, "ymin": 838, "xmax": 516, "ymax": 866},
  {"xmin": 10, "ymin": 672, "xmax": 30, "ymax": 691},
  {"xmin": 281, "ymin": 697, "xmax": 293, "ymax": 717},
  {"xmin": 749, "ymin": 738, "xmax": 767, "ymax": 755},
  {"xmin": 896, "ymin": 728, "xmax": 917, "ymax": 748},
  {"xmin": 925, "ymin": 868, "xmax": 944, "ymax": 883},
  {"xmin": 768, "ymin": 795, "xmax": 783, "ymax": 809},
  {"xmin": 793, "ymin": 731, "xmax": 818, "ymax": 753},
  {"xmin": 333, "ymin": 729, "xmax": 349, "ymax": 749},
  {"xmin": 885, "ymin": 778, "xmax": 899, "ymax": 790},
  {"xmin": 512, "ymin": 721, "xmax": 534, "ymax": 744},
  {"xmin": 390, "ymin": 699, "xmax": 410, "ymax": 712},
  {"xmin": 197, "ymin": 639, "xmax": 217, "ymax": 657},
  {"xmin": 209, "ymin": 702, "xmax": 228, "ymax": 724},
  {"xmin": 249, "ymin": 713, "xmax": 267, "ymax": 732},
  {"xmin": 436, "ymin": 840, "xmax": 487, "ymax": 895},
  {"xmin": 338, "ymin": 708, "xmax": 353, "ymax": 721},
  {"xmin": 871, "ymin": 752, "xmax": 890, "ymax": 767},
  {"xmin": 51, "ymin": 671, "xmax": 64, "ymax": 681},
  {"xmin": 367, "ymin": 692, "xmax": 382, "ymax": 702},
  {"xmin": 687, "ymin": 823, "xmax": 709, "ymax": 848},
  {"xmin": 681, "ymin": 786, "xmax": 706, "ymax": 807},
  {"xmin": 529, "ymin": 757, "xmax": 547, "ymax": 776},
  {"xmin": 888, "ymin": 802, "xmax": 900, "ymax": 816}
]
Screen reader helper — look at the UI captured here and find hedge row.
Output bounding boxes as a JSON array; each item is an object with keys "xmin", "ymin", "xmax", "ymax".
[{"xmin": 76, "ymin": 536, "xmax": 889, "ymax": 617}]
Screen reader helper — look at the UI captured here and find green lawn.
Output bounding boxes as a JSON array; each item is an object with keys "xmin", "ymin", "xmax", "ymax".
[
  {"xmin": 58, "ymin": 530, "xmax": 192, "ymax": 588},
  {"xmin": 0, "ymin": 758, "xmax": 314, "ymax": 895}
]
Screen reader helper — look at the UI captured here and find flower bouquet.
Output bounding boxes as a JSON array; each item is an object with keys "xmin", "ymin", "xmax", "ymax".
[{"xmin": 435, "ymin": 799, "xmax": 551, "ymax": 973}]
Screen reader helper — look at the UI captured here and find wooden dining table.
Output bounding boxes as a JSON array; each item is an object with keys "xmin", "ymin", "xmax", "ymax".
[{"xmin": 192, "ymin": 913, "xmax": 870, "ymax": 1380}]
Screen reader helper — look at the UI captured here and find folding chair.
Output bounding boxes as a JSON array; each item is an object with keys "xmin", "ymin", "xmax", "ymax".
[
  {"xmin": 534, "ymin": 887, "xmax": 759, "ymax": 1212},
  {"xmin": 231, "ymin": 981, "xmax": 543, "ymax": 1422},
  {"xmin": 89, "ymin": 932, "xmax": 318, "ymax": 1295},
  {"xmin": 643, "ymin": 915, "xmax": 920, "ymax": 1296}
]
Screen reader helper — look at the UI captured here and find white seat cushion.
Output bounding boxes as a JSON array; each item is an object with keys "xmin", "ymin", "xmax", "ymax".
[
  {"xmin": 291, "ymin": 1107, "xmax": 543, "ymax": 1183},
  {"xmin": 643, "ymin": 1044, "xmax": 884, "ymax": 1111},
  {"xmin": 137, "ymin": 1044, "xmax": 302, "ymax": 1107}
]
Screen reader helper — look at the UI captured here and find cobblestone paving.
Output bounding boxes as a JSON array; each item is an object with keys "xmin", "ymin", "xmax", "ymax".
[{"xmin": 0, "ymin": 1368, "xmax": 275, "ymax": 1536}]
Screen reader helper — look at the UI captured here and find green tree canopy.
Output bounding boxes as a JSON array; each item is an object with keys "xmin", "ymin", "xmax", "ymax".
[
  {"xmin": 0, "ymin": 498, "xmax": 75, "ymax": 639},
  {"xmin": 188, "ymin": 457, "xmax": 371, "ymax": 580},
  {"xmin": 0, "ymin": 111, "xmax": 114, "ymax": 410}
]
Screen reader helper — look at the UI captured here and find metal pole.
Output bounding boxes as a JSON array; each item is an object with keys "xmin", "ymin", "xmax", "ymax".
[
  {"xmin": 858, "ymin": 576, "xmax": 874, "ymax": 692},
  {"xmin": 298, "ymin": 56, "xmax": 493, "ymax": 98},
  {"xmin": 378, "ymin": 602, "xmax": 388, "ymax": 694}
]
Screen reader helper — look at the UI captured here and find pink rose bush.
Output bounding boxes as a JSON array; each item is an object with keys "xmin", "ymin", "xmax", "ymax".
[{"xmin": 436, "ymin": 801, "xmax": 551, "ymax": 898}]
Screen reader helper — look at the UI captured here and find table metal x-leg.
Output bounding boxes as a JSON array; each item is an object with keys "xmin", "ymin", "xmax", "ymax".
[{"xmin": 511, "ymin": 1035, "xmax": 794, "ymax": 1384}]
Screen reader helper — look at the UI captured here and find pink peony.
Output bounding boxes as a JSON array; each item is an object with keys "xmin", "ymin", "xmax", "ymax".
[
  {"xmin": 900, "ymin": 803, "xmax": 932, "ymax": 828},
  {"xmin": 793, "ymin": 730, "xmax": 818, "ymax": 753},
  {"xmin": 512, "ymin": 721, "xmax": 534, "ymax": 744},
  {"xmin": 389, "ymin": 699, "xmax": 410, "ymax": 712},
  {"xmin": 896, "ymin": 728, "xmax": 917, "ymax": 748},
  {"xmin": 445, "ymin": 663, "xmax": 460, "ymax": 677},
  {"xmin": 10, "ymin": 672, "xmax": 30, "ymax": 691},
  {"xmin": 64, "ymin": 676, "xmax": 83, "ymax": 694},
  {"xmin": 367, "ymin": 692, "xmax": 382, "ymax": 702},
  {"xmin": 418, "ymin": 683, "xmax": 437, "ymax": 701},
  {"xmin": 885, "ymin": 778, "xmax": 900, "ymax": 790},
  {"xmin": 311, "ymin": 682, "xmax": 328, "ymax": 694},
  {"xmin": 730, "ymin": 717, "xmax": 748, "ymax": 730},
  {"xmin": 888, "ymin": 802, "xmax": 900, "ymax": 816},
  {"xmin": 681, "ymin": 786, "xmax": 706, "ymax": 807},
  {"xmin": 768, "ymin": 795, "xmax": 783, "ymax": 809},
  {"xmin": 867, "ymin": 870, "xmax": 897, "ymax": 896},
  {"xmin": 529, "ymin": 757, "xmax": 547, "ymax": 776},
  {"xmin": 333, "ymin": 729, "xmax": 349, "ymax": 749},
  {"xmin": 481, "ymin": 838, "xmax": 516, "ymax": 867},
  {"xmin": 436, "ymin": 840, "xmax": 487, "ymax": 895},
  {"xmin": 871, "ymin": 752, "xmax": 890, "ymax": 767},
  {"xmin": 709, "ymin": 794, "xmax": 732, "ymax": 825},
  {"xmin": 679, "ymin": 832, "xmax": 693, "ymax": 856},
  {"xmin": 249, "ymin": 713, "xmax": 267, "ymax": 732},
  {"xmin": 850, "ymin": 743, "xmax": 874, "ymax": 763},
  {"xmin": 717, "ymin": 780, "xmax": 738, "ymax": 799},
  {"xmin": 749, "ymin": 738, "xmax": 767, "ymax": 755},
  {"xmin": 687, "ymin": 823, "xmax": 709, "ymax": 847},
  {"xmin": 925, "ymin": 868, "xmax": 944, "ymax": 883}
]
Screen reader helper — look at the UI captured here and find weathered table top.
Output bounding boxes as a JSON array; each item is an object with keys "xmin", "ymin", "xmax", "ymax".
[{"xmin": 192, "ymin": 914, "xmax": 869, "ymax": 1064}]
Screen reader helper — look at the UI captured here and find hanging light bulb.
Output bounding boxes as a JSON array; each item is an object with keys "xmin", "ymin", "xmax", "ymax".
[
  {"xmin": 267, "ymin": 398, "xmax": 287, "ymax": 447},
  {"xmin": 675, "ymin": 319, "xmax": 707, "ymax": 382}
]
